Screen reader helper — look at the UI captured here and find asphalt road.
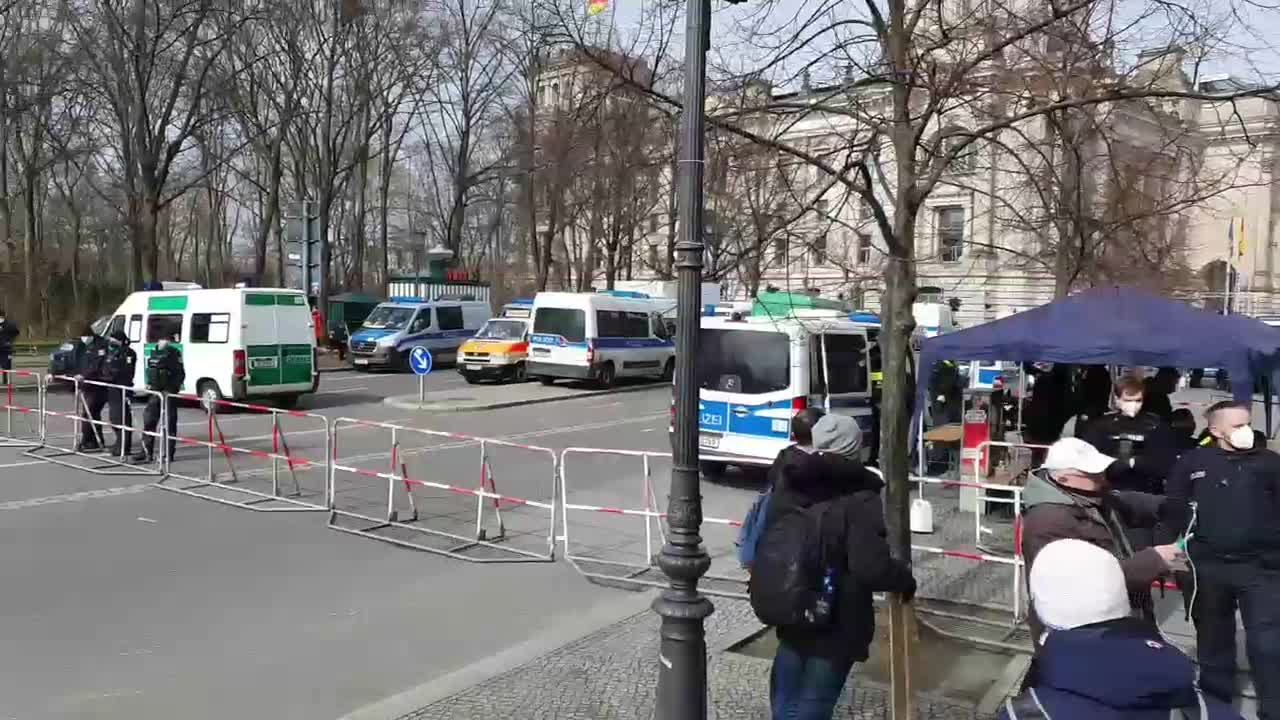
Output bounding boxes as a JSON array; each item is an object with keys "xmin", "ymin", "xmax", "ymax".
[{"xmin": 0, "ymin": 368, "xmax": 759, "ymax": 720}]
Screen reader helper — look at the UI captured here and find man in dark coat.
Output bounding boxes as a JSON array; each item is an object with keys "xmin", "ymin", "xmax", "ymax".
[
  {"xmin": 0, "ymin": 309, "xmax": 18, "ymax": 372},
  {"xmin": 763, "ymin": 414, "xmax": 916, "ymax": 719},
  {"xmin": 73, "ymin": 323, "xmax": 110, "ymax": 452},
  {"xmin": 1082, "ymin": 376, "xmax": 1178, "ymax": 495},
  {"xmin": 1021, "ymin": 437, "xmax": 1184, "ymax": 649}
]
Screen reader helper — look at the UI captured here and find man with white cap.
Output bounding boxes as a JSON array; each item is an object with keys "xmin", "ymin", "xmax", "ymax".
[
  {"xmin": 1001, "ymin": 539, "xmax": 1242, "ymax": 719},
  {"xmin": 1021, "ymin": 437, "xmax": 1185, "ymax": 649}
]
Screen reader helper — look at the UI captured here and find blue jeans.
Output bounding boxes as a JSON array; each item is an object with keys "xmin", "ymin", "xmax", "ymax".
[{"xmin": 769, "ymin": 641, "xmax": 854, "ymax": 720}]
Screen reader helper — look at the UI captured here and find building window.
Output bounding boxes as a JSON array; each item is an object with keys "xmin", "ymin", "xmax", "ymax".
[
  {"xmin": 814, "ymin": 199, "xmax": 828, "ymax": 217},
  {"xmin": 856, "ymin": 232, "xmax": 872, "ymax": 265},
  {"xmin": 945, "ymin": 136, "xmax": 976, "ymax": 174},
  {"xmin": 649, "ymin": 214, "xmax": 659, "ymax": 233},
  {"xmin": 859, "ymin": 198, "xmax": 872, "ymax": 222},
  {"xmin": 772, "ymin": 235, "xmax": 788, "ymax": 267},
  {"xmin": 937, "ymin": 206, "xmax": 965, "ymax": 262},
  {"xmin": 810, "ymin": 234, "xmax": 827, "ymax": 266}
]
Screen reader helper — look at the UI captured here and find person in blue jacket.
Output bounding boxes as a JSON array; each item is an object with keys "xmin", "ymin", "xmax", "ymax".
[{"xmin": 1002, "ymin": 539, "xmax": 1243, "ymax": 720}]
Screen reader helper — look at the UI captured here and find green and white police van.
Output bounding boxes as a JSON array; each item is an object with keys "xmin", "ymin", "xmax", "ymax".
[{"xmin": 102, "ymin": 288, "xmax": 318, "ymax": 408}]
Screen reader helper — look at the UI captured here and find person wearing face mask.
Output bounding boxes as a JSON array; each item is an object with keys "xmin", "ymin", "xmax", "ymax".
[
  {"xmin": 1020, "ymin": 437, "xmax": 1186, "ymax": 654},
  {"xmin": 1161, "ymin": 400, "xmax": 1280, "ymax": 720},
  {"xmin": 73, "ymin": 323, "xmax": 110, "ymax": 453},
  {"xmin": 1081, "ymin": 376, "xmax": 1178, "ymax": 495},
  {"xmin": 102, "ymin": 330, "xmax": 137, "ymax": 457},
  {"xmin": 0, "ymin": 309, "xmax": 19, "ymax": 373},
  {"xmin": 133, "ymin": 333, "xmax": 184, "ymax": 464}
]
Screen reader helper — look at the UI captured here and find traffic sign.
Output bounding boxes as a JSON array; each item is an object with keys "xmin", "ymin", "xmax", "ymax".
[{"xmin": 409, "ymin": 346, "xmax": 433, "ymax": 375}]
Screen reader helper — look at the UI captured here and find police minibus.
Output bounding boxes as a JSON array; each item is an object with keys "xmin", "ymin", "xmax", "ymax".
[
  {"xmin": 102, "ymin": 287, "xmax": 318, "ymax": 407},
  {"xmin": 691, "ymin": 309, "xmax": 876, "ymax": 475},
  {"xmin": 349, "ymin": 296, "xmax": 490, "ymax": 371},
  {"xmin": 527, "ymin": 291, "xmax": 677, "ymax": 387}
]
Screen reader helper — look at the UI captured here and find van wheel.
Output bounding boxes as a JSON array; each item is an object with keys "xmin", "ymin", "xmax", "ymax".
[
  {"xmin": 197, "ymin": 380, "xmax": 224, "ymax": 414},
  {"xmin": 661, "ymin": 358, "xmax": 675, "ymax": 382},
  {"xmin": 700, "ymin": 461, "xmax": 727, "ymax": 480},
  {"xmin": 596, "ymin": 362, "xmax": 616, "ymax": 389},
  {"xmin": 395, "ymin": 351, "xmax": 411, "ymax": 373},
  {"xmin": 513, "ymin": 362, "xmax": 528, "ymax": 383},
  {"xmin": 538, "ymin": 376, "xmax": 555, "ymax": 386}
]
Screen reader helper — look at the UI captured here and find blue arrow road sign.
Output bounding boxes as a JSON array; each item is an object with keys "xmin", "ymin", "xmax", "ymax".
[{"xmin": 409, "ymin": 346, "xmax": 433, "ymax": 375}]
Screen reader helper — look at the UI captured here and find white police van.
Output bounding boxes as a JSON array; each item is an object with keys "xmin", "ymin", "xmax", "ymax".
[
  {"xmin": 692, "ymin": 309, "xmax": 876, "ymax": 475},
  {"xmin": 349, "ymin": 296, "xmax": 490, "ymax": 371},
  {"xmin": 527, "ymin": 291, "xmax": 676, "ymax": 387},
  {"xmin": 102, "ymin": 287, "xmax": 318, "ymax": 407}
]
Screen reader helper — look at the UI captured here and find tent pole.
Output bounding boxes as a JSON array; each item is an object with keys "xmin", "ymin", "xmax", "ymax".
[
  {"xmin": 1266, "ymin": 375, "xmax": 1273, "ymax": 438},
  {"xmin": 1017, "ymin": 367, "xmax": 1026, "ymax": 437}
]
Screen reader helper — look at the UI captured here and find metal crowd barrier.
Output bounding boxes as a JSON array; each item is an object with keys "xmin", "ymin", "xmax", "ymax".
[
  {"xmin": 23, "ymin": 377, "xmax": 164, "ymax": 476},
  {"xmin": 559, "ymin": 447, "xmax": 749, "ymax": 600},
  {"xmin": 0, "ymin": 370, "xmax": 44, "ymax": 447},
  {"xmin": 154, "ymin": 394, "xmax": 331, "ymax": 512},
  {"xmin": 328, "ymin": 418, "xmax": 557, "ymax": 562}
]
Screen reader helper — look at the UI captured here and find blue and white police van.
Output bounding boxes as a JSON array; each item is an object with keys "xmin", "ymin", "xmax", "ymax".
[
  {"xmin": 690, "ymin": 309, "xmax": 877, "ymax": 476},
  {"xmin": 527, "ymin": 291, "xmax": 677, "ymax": 387},
  {"xmin": 349, "ymin": 296, "xmax": 490, "ymax": 371}
]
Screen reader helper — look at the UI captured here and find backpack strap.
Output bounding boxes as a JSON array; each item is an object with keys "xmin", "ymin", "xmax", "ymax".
[
  {"xmin": 1171, "ymin": 689, "xmax": 1207, "ymax": 720},
  {"xmin": 1004, "ymin": 689, "xmax": 1052, "ymax": 719}
]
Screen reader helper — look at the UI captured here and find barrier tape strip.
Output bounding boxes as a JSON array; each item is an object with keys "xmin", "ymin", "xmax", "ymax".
[{"xmin": 331, "ymin": 462, "xmax": 555, "ymax": 510}]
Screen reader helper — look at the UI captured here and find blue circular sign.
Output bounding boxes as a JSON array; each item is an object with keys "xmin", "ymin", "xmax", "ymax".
[{"xmin": 409, "ymin": 346, "xmax": 433, "ymax": 375}]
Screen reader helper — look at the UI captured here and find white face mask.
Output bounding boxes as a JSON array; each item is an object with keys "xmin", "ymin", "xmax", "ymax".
[
  {"xmin": 156, "ymin": 339, "xmax": 169, "ymax": 350},
  {"xmin": 1228, "ymin": 426, "xmax": 1255, "ymax": 451},
  {"xmin": 1118, "ymin": 400, "xmax": 1143, "ymax": 418},
  {"xmin": 80, "ymin": 336, "xmax": 92, "ymax": 344}
]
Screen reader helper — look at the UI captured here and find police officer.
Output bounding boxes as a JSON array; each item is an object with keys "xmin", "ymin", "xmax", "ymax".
[
  {"xmin": 103, "ymin": 330, "xmax": 136, "ymax": 457},
  {"xmin": 1162, "ymin": 400, "xmax": 1280, "ymax": 720},
  {"xmin": 133, "ymin": 333, "xmax": 184, "ymax": 463},
  {"xmin": 1081, "ymin": 375, "xmax": 1177, "ymax": 495},
  {"xmin": 74, "ymin": 323, "xmax": 110, "ymax": 452},
  {"xmin": 0, "ymin": 308, "xmax": 19, "ymax": 373}
]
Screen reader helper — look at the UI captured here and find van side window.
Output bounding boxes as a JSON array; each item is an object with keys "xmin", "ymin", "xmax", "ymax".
[
  {"xmin": 146, "ymin": 314, "xmax": 184, "ymax": 343},
  {"xmin": 107, "ymin": 315, "xmax": 126, "ymax": 338},
  {"xmin": 809, "ymin": 341, "xmax": 826, "ymax": 395},
  {"xmin": 127, "ymin": 315, "xmax": 143, "ymax": 343},
  {"xmin": 824, "ymin": 334, "xmax": 869, "ymax": 394},
  {"xmin": 436, "ymin": 306, "xmax": 463, "ymax": 331},
  {"xmin": 624, "ymin": 312, "xmax": 650, "ymax": 338},
  {"xmin": 409, "ymin": 311, "xmax": 432, "ymax": 334},
  {"xmin": 597, "ymin": 310, "xmax": 625, "ymax": 337},
  {"xmin": 191, "ymin": 313, "xmax": 231, "ymax": 343}
]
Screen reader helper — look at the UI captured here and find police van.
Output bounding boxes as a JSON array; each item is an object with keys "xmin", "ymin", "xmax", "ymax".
[
  {"xmin": 527, "ymin": 291, "xmax": 676, "ymax": 387},
  {"xmin": 692, "ymin": 309, "xmax": 876, "ymax": 475},
  {"xmin": 102, "ymin": 288, "xmax": 318, "ymax": 407},
  {"xmin": 349, "ymin": 296, "xmax": 490, "ymax": 371}
]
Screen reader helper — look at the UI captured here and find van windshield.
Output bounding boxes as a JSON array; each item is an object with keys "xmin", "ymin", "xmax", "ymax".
[
  {"xmin": 699, "ymin": 328, "xmax": 790, "ymax": 394},
  {"xmin": 533, "ymin": 308, "xmax": 586, "ymax": 343},
  {"xmin": 362, "ymin": 306, "xmax": 415, "ymax": 330},
  {"xmin": 475, "ymin": 319, "xmax": 527, "ymax": 340}
]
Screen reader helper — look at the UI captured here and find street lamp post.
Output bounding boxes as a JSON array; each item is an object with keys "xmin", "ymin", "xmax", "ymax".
[{"xmin": 652, "ymin": 0, "xmax": 714, "ymax": 713}]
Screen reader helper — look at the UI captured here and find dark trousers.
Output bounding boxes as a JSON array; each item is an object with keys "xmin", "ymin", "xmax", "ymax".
[
  {"xmin": 141, "ymin": 395, "xmax": 178, "ymax": 459},
  {"xmin": 79, "ymin": 388, "xmax": 107, "ymax": 447},
  {"xmin": 106, "ymin": 388, "xmax": 132, "ymax": 455},
  {"xmin": 1192, "ymin": 562, "xmax": 1280, "ymax": 720},
  {"xmin": 0, "ymin": 353, "xmax": 10, "ymax": 371},
  {"xmin": 769, "ymin": 641, "xmax": 854, "ymax": 720}
]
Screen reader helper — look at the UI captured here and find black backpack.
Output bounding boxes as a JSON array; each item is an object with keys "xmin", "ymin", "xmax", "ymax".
[{"xmin": 748, "ymin": 499, "xmax": 838, "ymax": 627}]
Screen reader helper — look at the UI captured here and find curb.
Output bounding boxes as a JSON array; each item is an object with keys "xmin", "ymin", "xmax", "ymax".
[
  {"xmin": 337, "ymin": 590, "xmax": 659, "ymax": 720},
  {"xmin": 381, "ymin": 382, "xmax": 664, "ymax": 413}
]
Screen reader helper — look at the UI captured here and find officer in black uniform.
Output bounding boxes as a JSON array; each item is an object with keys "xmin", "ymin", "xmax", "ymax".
[
  {"xmin": 1080, "ymin": 375, "xmax": 1177, "ymax": 495},
  {"xmin": 74, "ymin": 324, "xmax": 110, "ymax": 452},
  {"xmin": 0, "ymin": 308, "xmax": 19, "ymax": 373},
  {"xmin": 133, "ymin": 333, "xmax": 184, "ymax": 463},
  {"xmin": 103, "ymin": 330, "xmax": 137, "ymax": 457},
  {"xmin": 1162, "ymin": 399, "xmax": 1280, "ymax": 720}
]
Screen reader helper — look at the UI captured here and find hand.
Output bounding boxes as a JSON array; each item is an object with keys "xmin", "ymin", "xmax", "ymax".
[
  {"xmin": 74, "ymin": 374, "xmax": 84, "ymax": 382},
  {"xmin": 1154, "ymin": 544, "xmax": 1188, "ymax": 572}
]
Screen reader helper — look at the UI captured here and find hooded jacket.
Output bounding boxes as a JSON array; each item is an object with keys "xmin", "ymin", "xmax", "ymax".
[
  {"xmin": 1021, "ymin": 470, "xmax": 1167, "ymax": 643},
  {"xmin": 1000, "ymin": 618, "xmax": 1244, "ymax": 720},
  {"xmin": 763, "ymin": 450, "xmax": 916, "ymax": 663}
]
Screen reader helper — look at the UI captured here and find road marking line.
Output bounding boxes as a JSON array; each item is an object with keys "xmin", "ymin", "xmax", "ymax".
[
  {"xmin": 0, "ymin": 460, "xmax": 47, "ymax": 469},
  {"xmin": 315, "ymin": 386, "xmax": 369, "ymax": 396},
  {"xmin": 0, "ymin": 483, "xmax": 151, "ymax": 511}
]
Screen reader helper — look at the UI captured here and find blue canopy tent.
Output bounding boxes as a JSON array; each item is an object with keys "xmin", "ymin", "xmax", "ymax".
[{"xmin": 916, "ymin": 287, "xmax": 1280, "ymax": 433}]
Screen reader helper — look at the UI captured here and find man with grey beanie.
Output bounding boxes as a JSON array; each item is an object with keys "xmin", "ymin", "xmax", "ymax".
[{"xmin": 759, "ymin": 411, "xmax": 915, "ymax": 719}]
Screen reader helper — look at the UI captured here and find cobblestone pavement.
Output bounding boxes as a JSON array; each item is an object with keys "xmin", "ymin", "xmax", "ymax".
[{"xmin": 402, "ymin": 598, "xmax": 996, "ymax": 720}]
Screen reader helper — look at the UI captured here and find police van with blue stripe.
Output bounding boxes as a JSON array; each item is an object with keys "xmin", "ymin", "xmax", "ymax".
[
  {"xmin": 528, "ymin": 291, "xmax": 677, "ymax": 387},
  {"xmin": 692, "ymin": 308, "xmax": 879, "ymax": 476},
  {"xmin": 349, "ymin": 296, "xmax": 491, "ymax": 371}
]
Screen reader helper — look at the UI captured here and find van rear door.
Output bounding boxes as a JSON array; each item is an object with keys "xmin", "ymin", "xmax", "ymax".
[
  {"xmin": 818, "ymin": 329, "xmax": 874, "ymax": 443},
  {"xmin": 698, "ymin": 326, "xmax": 794, "ymax": 463},
  {"xmin": 530, "ymin": 306, "xmax": 590, "ymax": 369}
]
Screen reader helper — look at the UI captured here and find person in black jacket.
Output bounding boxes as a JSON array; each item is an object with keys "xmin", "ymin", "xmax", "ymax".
[
  {"xmin": 1142, "ymin": 367, "xmax": 1179, "ymax": 421},
  {"xmin": 0, "ymin": 309, "xmax": 18, "ymax": 373},
  {"xmin": 763, "ymin": 407, "xmax": 825, "ymax": 491},
  {"xmin": 1081, "ymin": 376, "xmax": 1178, "ymax": 495},
  {"xmin": 73, "ymin": 324, "xmax": 110, "ymax": 452},
  {"xmin": 1161, "ymin": 400, "xmax": 1280, "ymax": 720},
  {"xmin": 133, "ymin": 334, "xmax": 184, "ymax": 463},
  {"xmin": 102, "ymin": 330, "xmax": 137, "ymax": 457},
  {"xmin": 764, "ymin": 414, "xmax": 916, "ymax": 720}
]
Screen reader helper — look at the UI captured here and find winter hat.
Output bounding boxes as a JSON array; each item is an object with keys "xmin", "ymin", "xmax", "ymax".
[
  {"xmin": 1030, "ymin": 539, "xmax": 1131, "ymax": 631},
  {"xmin": 811, "ymin": 414, "xmax": 862, "ymax": 458}
]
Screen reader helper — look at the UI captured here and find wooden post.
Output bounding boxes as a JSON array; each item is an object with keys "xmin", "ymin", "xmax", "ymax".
[{"xmin": 888, "ymin": 595, "xmax": 916, "ymax": 719}]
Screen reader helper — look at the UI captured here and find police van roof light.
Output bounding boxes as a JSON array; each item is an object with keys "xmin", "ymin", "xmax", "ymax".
[
  {"xmin": 600, "ymin": 290, "xmax": 650, "ymax": 299},
  {"xmin": 388, "ymin": 296, "xmax": 425, "ymax": 304}
]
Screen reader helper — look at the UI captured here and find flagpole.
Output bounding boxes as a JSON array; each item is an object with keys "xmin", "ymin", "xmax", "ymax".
[{"xmin": 1224, "ymin": 216, "xmax": 1234, "ymax": 316}]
